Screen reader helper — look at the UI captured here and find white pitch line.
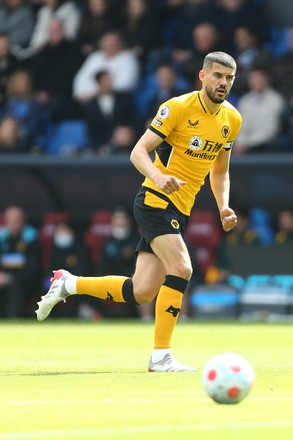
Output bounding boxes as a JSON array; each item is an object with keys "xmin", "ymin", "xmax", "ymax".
[
  {"xmin": 0, "ymin": 396, "xmax": 293, "ymax": 406},
  {"xmin": 1, "ymin": 421, "xmax": 293, "ymax": 439}
]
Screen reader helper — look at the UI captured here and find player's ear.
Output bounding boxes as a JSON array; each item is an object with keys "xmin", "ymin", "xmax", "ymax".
[{"xmin": 199, "ymin": 69, "xmax": 205, "ymax": 83}]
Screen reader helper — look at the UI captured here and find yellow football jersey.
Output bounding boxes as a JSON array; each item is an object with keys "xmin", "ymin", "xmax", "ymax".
[{"xmin": 143, "ymin": 91, "xmax": 242, "ymax": 215}]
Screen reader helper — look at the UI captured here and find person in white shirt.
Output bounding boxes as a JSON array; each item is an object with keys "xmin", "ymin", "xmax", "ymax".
[
  {"xmin": 73, "ymin": 31, "xmax": 140, "ymax": 104},
  {"xmin": 30, "ymin": 0, "xmax": 81, "ymax": 51},
  {"xmin": 234, "ymin": 66, "xmax": 287, "ymax": 154}
]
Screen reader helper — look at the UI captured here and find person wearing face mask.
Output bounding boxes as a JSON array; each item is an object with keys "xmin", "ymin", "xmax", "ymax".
[
  {"xmin": 98, "ymin": 207, "xmax": 139, "ymax": 277},
  {"xmin": 97, "ymin": 207, "xmax": 153, "ymax": 319},
  {"xmin": 45, "ymin": 221, "xmax": 91, "ymax": 317}
]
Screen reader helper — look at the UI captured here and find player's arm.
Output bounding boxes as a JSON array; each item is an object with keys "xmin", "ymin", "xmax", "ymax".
[
  {"xmin": 209, "ymin": 149, "xmax": 237, "ymax": 232},
  {"xmin": 130, "ymin": 129, "xmax": 186, "ymax": 195}
]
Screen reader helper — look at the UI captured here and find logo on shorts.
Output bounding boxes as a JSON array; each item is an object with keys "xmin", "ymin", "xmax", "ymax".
[
  {"xmin": 189, "ymin": 136, "xmax": 202, "ymax": 150},
  {"xmin": 157, "ymin": 105, "xmax": 170, "ymax": 119},
  {"xmin": 171, "ymin": 219, "xmax": 179, "ymax": 229}
]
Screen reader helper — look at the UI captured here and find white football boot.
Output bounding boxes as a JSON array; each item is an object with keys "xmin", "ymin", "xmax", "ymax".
[
  {"xmin": 35, "ymin": 269, "xmax": 71, "ymax": 321},
  {"xmin": 148, "ymin": 353, "xmax": 197, "ymax": 372}
]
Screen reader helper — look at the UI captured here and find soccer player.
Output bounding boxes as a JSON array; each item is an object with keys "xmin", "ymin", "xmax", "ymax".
[{"xmin": 36, "ymin": 51, "xmax": 242, "ymax": 372}]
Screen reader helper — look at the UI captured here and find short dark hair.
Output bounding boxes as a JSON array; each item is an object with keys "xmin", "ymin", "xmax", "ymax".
[
  {"xmin": 203, "ymin": 51, "xmax": 237, "ymax": 70},
  {"xmin": 95, "ymin": 70, "xmax": 110, "ymax": 82}
]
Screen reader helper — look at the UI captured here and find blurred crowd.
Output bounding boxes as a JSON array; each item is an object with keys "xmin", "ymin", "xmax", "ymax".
[
  {"xmin": 0, "ymin": 0, "xmax": 292, "ymax": 155},
  {"xmin": 0, "ymin": 202, "xmax": 292, "ymax": 319}
]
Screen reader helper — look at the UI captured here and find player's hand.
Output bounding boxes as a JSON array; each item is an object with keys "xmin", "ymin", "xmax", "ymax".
[
  {"xmin": 220, "ymin": 207, "xmax": 237, "ymax": 232},
  {"xmin": 155, "ymin": 175, "xmax": 187, "ymax": 195}
]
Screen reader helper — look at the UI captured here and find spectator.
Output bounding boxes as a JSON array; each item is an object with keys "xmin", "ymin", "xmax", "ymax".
[
  {"xmin": 0, "ymin": 205, "xmax": 41, "ymax": 318},
  {"xmin": 107, "ymin": 125, "xmax": 137, "ymax": 155},
  {"xmin": 0, "ymin": 0, "xmax": 35, "ymax": 54},
  {"xmin": 78, "ymin": 0, "xmax": 119, "ymax": 56},
  {"xmin": 48, "ymin": 221, "xmax": 90, "ymax": 275},
  {"xmin": 119, "ymin": 0, "xmax": 160, "ymax": 66},
  {"xmin": 216, "ymin": 0, "xmax": 268, "ymax": 53},
  {"xmin": 234, "ymin": 66, "xmax": 288, "ymax": 154},
  {"xmin": 172, "ymin": 22, "xmax": 222, "ymax": 84},
  {"xmin": 273, "ymin": 208, "xmax": 293, "ymax": 245},
  {"xmin": 206, "ymin": 208, "xmax": 262, "ymax": 284},
  {"xmin": 0, "ymin": 34, "xmax": 19, "ymax": 110},
  {"xmin": 0, "ymin": 116, "xmax": 28, "ymax": 152},
  {"xmin": 73, "ymin": 31, "xmax": 140, "ymax": 103},
  {"xmin": 171, "ymin": 0, "xmax": 219, "ymax": 52},
  {"xmin": 29, "ymin": 0, "xmax": 81, "ymax": 52},
  {"xmin": 82, "ymin": 70, "xmax": 137, "ymax": 153},
  {"xmin": 28, "ymin": 0, "xmax": 44, "ymax": 16},
  {"xmin": 225, "ymin": 208, "xmax": 262, "ymax": 247},
  {"xmin": 3, "ymin": 69, "xmax": 42, "ymax": 147},
  {"xmin": 27, "ymin": 18, "xmax": 84, "ymax": 122},
  {"xmin": 144, "ymin": 62, "xmax": 190, "ymax": 122},
  {"xmin": 232, "ymin": 25, "xmax": 272, "ymax": 97},
  {"xmin": 44, "ymin": 221, "xmax": 91, "ymax": 317},
  {"xmin": 272, "ymin": 27, "xmax": 293, "ymax": 144},
  {"xmin": 97, "ymin": 206, "xmax": 153, "ymax": 319}
]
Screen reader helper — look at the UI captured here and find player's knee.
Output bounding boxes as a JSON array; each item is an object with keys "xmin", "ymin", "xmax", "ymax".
[
  {"xmin": 132, "ymin": 281, "xmax": 157, "ymax": 305},
  {"xmin": 175, "ymin": 262, "xmax": 193, "ymax": 281}
]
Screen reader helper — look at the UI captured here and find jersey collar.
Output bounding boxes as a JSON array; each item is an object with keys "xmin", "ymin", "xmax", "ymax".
[{"xmin": 198, "ymin": 91, "xmax": 222, "ymax": 115}]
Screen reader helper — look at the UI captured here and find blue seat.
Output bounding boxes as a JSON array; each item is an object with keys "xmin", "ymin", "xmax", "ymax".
[
  {"xmin": 272, "ymin": 275, "xmax": 293, "ymax": 289},
  {"xmin": 190, "ymin": 284, "xmax": 239, "ymax": 318},
  {"xmin": 265, "ymin": 27, "xmax": 290, "ymax": 57},
  {"xmin": 45, "ymin": 120, "xmax": 88, "ymax": 155},
  {"xmin": 246, "ymin": 275, "xmax": 272, "ymax": 287},
  {"xmin": 250, "ymin": 208, "xmax": 273, "ymax": 246},
  {"xmin": 227, "ymin": 274, "xmax": 246, "ymax": 290}
]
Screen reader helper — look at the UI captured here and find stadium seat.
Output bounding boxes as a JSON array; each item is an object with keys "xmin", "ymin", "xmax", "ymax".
[
  {"xmin": 190, "ymin": 284, "xmax": 240, "ymax": 319},
  {"xmin": 250, "ymin": 208, "xmax": 273, "ymax": 245},
  {"xmin": 227, "ymin": 274, "xmax": 246, "ymax": 290},
  {"xmin": 239, "ymin": 285, "xmax": 291, "ymax": 318},
  {"xmin": 246, "ymin": 275, "xmax": 272, "ymax": 287},
  {"xmin": 84, "ymin": 210, "xmax": 112, "ymax": 266},
  {"xmin": 185, "ymin": 210, "xmax": 222, "ymax": 276},
  {"xmin": 265, "ymin": 26, "xmax": 290, "ymax": 57},
  {"xmin": 39, "ymin": 211, "xmax": 70, "ymax": 270},
  {"xmin": 272, "ymin": 275, "xmax": 293, "ymax": 289},
  {"xmin": 45, "ymin": 120, "xmax": 89, "ymax": 155}
]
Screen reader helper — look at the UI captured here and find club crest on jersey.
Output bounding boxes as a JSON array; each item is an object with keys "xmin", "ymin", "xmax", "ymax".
[
  {"xmin": 222, "ymin": 125, "xmax": 230, "ymax": 138},
  {"xmin": 189, "ymin": 136, "xmax": 202, "ymax": 150},
  {"xmin": 157, "ymin": 105, "xmax": 170, "ymax": 119},
  {"xmin": 171, "ymin": 219, "xmax": 179, "ymax": 229}
]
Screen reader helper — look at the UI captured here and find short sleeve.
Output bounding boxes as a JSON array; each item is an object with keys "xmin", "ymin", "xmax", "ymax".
[{"xmin": 149, "ymin": 98, "xmax": 180, "ymax": 138}]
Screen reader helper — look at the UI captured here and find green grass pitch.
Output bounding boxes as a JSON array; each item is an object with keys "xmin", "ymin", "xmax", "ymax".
[{"xmin": 0, "ymin": 320, "xmax": 292, "ymax": 440}]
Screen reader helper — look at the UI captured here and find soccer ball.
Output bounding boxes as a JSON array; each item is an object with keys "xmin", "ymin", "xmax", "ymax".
[{"xmin": 201, "ymin": 352, "xmax": 255, "ymax": 404}]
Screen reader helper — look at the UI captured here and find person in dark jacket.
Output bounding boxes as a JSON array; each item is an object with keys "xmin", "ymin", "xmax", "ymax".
[
  {"xmin": 0, "ymin": 205, "xmax": 41, "ymax": 318},
  {"xmin": 27, "ymin": 18, "xmax": 83, "ymax": 122}
]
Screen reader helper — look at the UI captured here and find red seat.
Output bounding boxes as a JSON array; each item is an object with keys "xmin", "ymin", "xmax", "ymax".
[
  {"xmin": 84, "ymin": 210, "xmax": 112, "ymax": 266},
  {"xmin": 39, "ymin": 211, "xmax": 70, "ymax": 270},
  {"xmin": 185, "ymin": 210, "xmax": 222, "ymax": 275}
]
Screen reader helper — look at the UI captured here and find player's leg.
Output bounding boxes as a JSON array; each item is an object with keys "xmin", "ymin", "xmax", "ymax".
[
  {"xmin": 148, "ymin": 233, "xmax": 196, "ymax": 372},
  {"xmin": 35, "ymin": 251, "xmax": 165, "ymax": 322}
]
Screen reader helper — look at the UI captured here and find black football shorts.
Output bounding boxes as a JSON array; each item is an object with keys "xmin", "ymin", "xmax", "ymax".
[{"xmin": 133, "ymin": 186, "xmax": 189, "ymax": 254}]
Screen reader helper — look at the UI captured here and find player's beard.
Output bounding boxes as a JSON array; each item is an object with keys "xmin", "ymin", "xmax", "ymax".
[{"xmin": 205, "ymin": 85, "xmax": 230, "ymax": 104}]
